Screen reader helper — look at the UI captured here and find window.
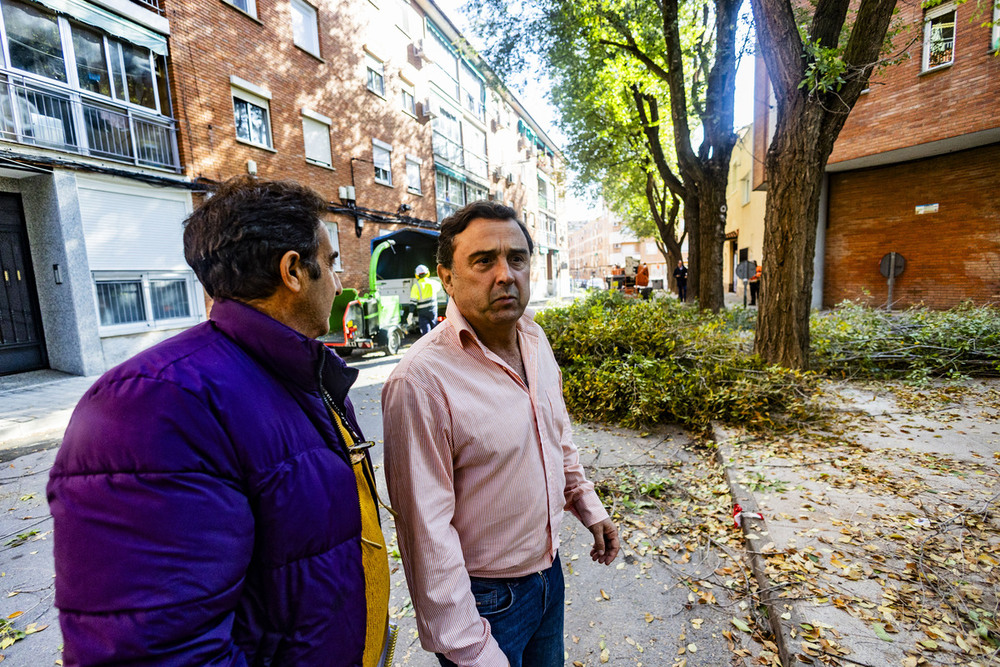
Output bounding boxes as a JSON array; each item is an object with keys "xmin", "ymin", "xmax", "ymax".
[
  {"xmin": 290, "ymin": 0, "xmax": 320, "ymax": 56},
  {"xmin": 401, "ymin": 81, "xmax": 416, "ymax": 115},
  {"xmin": 232, "ymin": 80, "xmax": 272, "ymax": 148},
  {"xmin": 373, "ymin": 138, "xmax": 392, "ymax": 185},
  {"xmin": 436, "ymin": 171, "xmax": 465, "ymax": 220},
  {"xmin": 537, "ymin": 177, "xmax": 549, "ymax": 211},
  {"xmin": 460, "ymin": 61, "xmax": 484, "ymax": 119},
  {"xmin": 227, "ymin": 0, "xmax": 257, "ymax": 17},
  {"xmin": 923, "ymin": 4, "xmax": 956, "ymax": 71},
  {"xmin": 4, "ymin": 0, "xmax": 67, "ymax": 81},
  {"xmin": 406, "ymin": 155, "xmax": 422, "ymax": 194},
  {"xmin": 72, "ymin": 23, "xmax": 111, "ymax": 96},
  {"xmin": 366, "ymin": 53, "xmax": 385, "ymax": 96},
  {"xmin": 740, "ymin": 176, "xmax": 751, "ymax": 205},
  {"xmin": 432, "ymin": 102, "xmax": 463, "ymax": 165},
  {"xmin": 993, "ymin": 0, "xmax": 999, "ymax": 52},
  {"xmin": 324, "ymin": 222, "xmax": 343, "ymax": 272},
  {"xmin": 94, "ymin": 272, "xmax": 197, "ymax": 330},
  {"xmin": 463, "ymin": 123, "xmax": 487, "ymax": 178},
  {"xmin": 427, "ymin": 24, "xmax": 459, "ymax": 99},
  {"xmin": 396, "ymin": 0, "xmax": 420, "ymax": 36},
  {"xmin": 301, "ymin": 110, "xmax": 332, "ymax": 167}
]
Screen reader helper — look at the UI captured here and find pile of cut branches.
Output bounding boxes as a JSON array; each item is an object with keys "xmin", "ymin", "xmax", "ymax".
[
  {"xmin": 536, "ymin": 291, "xmax": 818, "ymax": 432},
  {"xmin": 810, "ymin": 301, "xmax": 1000, "ymax": 381}
]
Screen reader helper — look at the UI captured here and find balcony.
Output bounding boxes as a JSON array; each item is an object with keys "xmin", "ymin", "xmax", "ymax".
[
  {"xmin": 128, "ymin": 0, "xmax": 164, "ymax": 15},
  {"xmin": 0, "ymin": 71, "xmax": 179, "ymax": 172}
]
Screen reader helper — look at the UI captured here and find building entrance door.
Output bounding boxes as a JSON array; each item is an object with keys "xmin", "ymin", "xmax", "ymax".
[{"xmin": 0, "ymin": 194, "xmax": 47, "ymax": 375}]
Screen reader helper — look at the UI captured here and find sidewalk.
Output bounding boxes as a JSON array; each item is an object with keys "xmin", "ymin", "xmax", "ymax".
[
  {"xmin": 0, "ymin": 370, "xmax": 97, "ymax": 453},
  {"xmin": 717, "ymin": 379, "xmax": 1000, "ymax": 666}
]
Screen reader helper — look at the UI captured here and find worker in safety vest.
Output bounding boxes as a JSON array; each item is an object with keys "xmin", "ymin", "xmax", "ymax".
[{"xmin": 410, "ymin": 264, "xmax": 439, "ymax": 336}]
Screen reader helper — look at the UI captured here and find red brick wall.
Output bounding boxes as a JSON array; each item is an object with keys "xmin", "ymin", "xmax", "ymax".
[
  {"xmin": 829, "ymin": 2, "xmax": 1000, "ymax": 164},
  {"xmin": 163, "ymin": 0, "xmax": 436, "ymax": 290},
  {"xmin": 823, "ymin": 143, "xmax": 1000, "ymax": 309}
]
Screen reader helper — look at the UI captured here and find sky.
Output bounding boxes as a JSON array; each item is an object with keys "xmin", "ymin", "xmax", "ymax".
[{"xmin": 432, "ymin": 0, "xmax": 758, "ymax": 221}]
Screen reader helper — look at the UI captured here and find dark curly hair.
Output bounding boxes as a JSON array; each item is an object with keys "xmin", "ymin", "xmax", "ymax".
[
  {"xmin": 436, "ymin": 200, "xmax": 533, "ymax": 269},
  {"xmin": 183, "ymin": 177, "xmax": 328, "ymax": 301}
]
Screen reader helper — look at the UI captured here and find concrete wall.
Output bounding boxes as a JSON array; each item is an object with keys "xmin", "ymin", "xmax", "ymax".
[{"xmin": 12, "ymin": 172, "xmax": 104, "ymax": 376}]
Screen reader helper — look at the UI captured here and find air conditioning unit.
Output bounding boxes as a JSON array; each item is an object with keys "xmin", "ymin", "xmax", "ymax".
[
  {"xmin": 492, "ymin": 166, "xmax": 504, "ymax": 181},
  {"xmin": 505, "ymin": 173, "xmax": 515, "ymax": 186},
  {"xmin": 525, "ymin": 146, "xmax": 535, "ymax": 157},
  {"xmin": 410, "ymin": 40, "xmax": 432, "ymax": 63},
  {"xmin": 418, "ymin": 97, "xmax": 438, "ymax": 119},
  {"xmin": 338, "ymin": 185, "xmax": 356, "ymax": 202}
]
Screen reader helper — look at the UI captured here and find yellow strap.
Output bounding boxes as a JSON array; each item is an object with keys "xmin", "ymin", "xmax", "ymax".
[{"xmin": 330, "ymin": 410, "xmax": 390, "ymax": 667}]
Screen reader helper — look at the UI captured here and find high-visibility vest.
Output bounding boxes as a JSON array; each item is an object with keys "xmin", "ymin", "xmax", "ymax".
[{"xmin": 410, "ymin": 278, "xmax": 436, "ymax": 311}]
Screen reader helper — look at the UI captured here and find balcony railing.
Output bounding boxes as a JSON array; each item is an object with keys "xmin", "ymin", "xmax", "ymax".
[
  {"xmin": 128, "ymin": 0, "xmax": 164, "ymax": 14},
  {"xmin": 0, "ymin": 71, "xmax": 180, "ymax": 172}
]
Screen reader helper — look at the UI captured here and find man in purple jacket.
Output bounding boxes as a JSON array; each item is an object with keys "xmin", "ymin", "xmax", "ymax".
[{"xmin": 47, "ymin": 177, "xmax": 386, "ymax": 666}]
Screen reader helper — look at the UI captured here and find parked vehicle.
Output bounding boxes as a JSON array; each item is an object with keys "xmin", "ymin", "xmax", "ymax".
[
  {"xmin": 319, "ymin": 239, "xmax": 405, "ymax": 355},
  {"xmin": 368, "ymin": 229, "xmax": 447, "ymax": 331}
]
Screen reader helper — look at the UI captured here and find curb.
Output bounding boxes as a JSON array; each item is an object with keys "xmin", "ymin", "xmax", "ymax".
[{"xmin": 709, "ymin": 423, "xmax": 817, "ymax": 667}]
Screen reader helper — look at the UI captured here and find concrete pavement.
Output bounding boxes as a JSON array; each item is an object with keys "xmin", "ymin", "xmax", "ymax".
[{"xmin": 0, "ymin": 359, "xmax": 997, "ymax": 666}]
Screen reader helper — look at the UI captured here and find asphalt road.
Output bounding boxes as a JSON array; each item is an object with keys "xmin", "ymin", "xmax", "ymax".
[{"xmin": 0, "ymin": 346, "xmax": 757, "ymax": 666}]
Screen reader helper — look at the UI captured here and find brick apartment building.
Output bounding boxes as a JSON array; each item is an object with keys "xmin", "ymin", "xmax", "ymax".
[
  {"xmin": 0, "ymin": 0, "xmax": 566, "ymax": 377},
  {"xmin": 753, "ymin": 1, "xmax": 1000, "ymax": 309},
  {"xmin": 567, "ymin": 210, "xmax": 671, "ymax": 289}
]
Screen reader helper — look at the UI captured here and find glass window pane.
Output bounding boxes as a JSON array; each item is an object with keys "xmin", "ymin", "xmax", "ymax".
[
  {"xmin": 302, "ymin": 116, "xmax": 332, "ymax": 166},
  {"xmin": 96, "ymin": 280, "xmax": 145, "ymax": 326},
  {"xmin": 122, "ymin": 43, "xmax": 156, "ymax": 108},
  {"xmin": 3, "ymin": 0, "xmax": 67, "ymax": 82},
  {"xmin": 150, "ymin": 279, "xmax": 190, "ymax": 321},
  {"xmin": 373, "ymin": 143, "xmax": 391, "ymax": 184},
  {"xmin": 72, "ymin": 23, "xmax": 111, "ymax": 97},
  {"xmin": 234, "ymin": 97, "xmax": 271, "ymax": 146},
  {"xmin": 366, "ymin": 54, "xmax": 384, "ymax": 95},
  {"xmin": 406, "ymin": 159, "xmax": 421, "ymax": 192},
  {"xmin": 154, "ymin": 54, "xmax": 170, "ymax": 115},
  {"xmin": 291, "ymin": 0, "xmax": 319, "ymax": 55}
]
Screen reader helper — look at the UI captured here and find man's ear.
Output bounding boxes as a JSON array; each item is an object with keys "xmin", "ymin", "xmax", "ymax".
[
  {"xmin": 279, "ymin": 250, "xmax": 304, "ymax": 293},
  {"xmin": 437, "ymin": 264, "xmax": 453, "ymax": 296}
]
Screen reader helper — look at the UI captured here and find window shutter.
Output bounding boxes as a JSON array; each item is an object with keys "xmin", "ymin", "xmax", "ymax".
[{"xmin": 77, "ymin": 178, "xmax": 191, "ymax": 271}]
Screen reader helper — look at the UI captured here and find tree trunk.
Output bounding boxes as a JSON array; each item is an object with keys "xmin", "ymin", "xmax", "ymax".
[
  {"xmin": 754, "ymin": 104, "xmax": 831, "ymax": 368},
  {"xmin": 696, "ymin": 175, "xmax": 727, "ymax": 312},
  {"xmin": 684, "ymin": 194, "xmax": 700, "ymax": 301}
]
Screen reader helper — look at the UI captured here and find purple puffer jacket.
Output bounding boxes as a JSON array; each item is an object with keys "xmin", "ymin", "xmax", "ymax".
[{"xmin": 48, "ymin": 299, "xmax": 370, "ymax": 666}]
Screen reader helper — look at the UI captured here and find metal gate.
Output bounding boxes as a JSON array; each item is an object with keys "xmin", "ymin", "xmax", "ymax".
[{"xmin": 0, "ymin": 194, "xmax": 47, "ymax": 375}]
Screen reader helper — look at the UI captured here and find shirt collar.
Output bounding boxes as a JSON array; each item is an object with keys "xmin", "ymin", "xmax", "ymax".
[
  {"xmin": 445, "ymin": 298, "xmax": 536, "ymax": 350},
  {"xmin": 209, "ymin": 298, "xmax": 358, "ymax": 403}
]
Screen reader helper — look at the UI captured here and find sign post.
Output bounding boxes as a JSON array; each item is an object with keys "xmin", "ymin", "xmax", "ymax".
[
  {"xmin": 879, "ymin": 252, "xmax": 906, "ymax": 311},
  {"xmin": 735, "ymin": 260, "xmax": 756, "ymax": 307}
]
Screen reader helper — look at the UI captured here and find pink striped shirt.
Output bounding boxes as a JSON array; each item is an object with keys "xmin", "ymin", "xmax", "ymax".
[{"xmin": 382, "ymin": 299, "xmax": 609, "ymax": 667}]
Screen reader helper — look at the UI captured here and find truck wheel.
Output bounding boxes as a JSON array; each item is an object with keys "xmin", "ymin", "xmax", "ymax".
[{"xmin": 386, "ymin": 328, "xmax": 402, "ymax": 356}]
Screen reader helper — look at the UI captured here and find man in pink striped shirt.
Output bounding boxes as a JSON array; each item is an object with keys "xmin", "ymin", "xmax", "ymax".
[{"xmin": 382, "ymin": 201, "xmax": 619, "ymax": 667}]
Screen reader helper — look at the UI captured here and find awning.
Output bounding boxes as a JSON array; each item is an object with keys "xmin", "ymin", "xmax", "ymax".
[
  {"xmin": 434, "ymin": 163, "xmax": 466, "ymax": 183},
  {"xmin": 35, "ymin": 0, "xmax": 169, "ymax": 55},
  {"xmin": 725, "ymin": 230, "xmax": 739, "ymax": 240}
]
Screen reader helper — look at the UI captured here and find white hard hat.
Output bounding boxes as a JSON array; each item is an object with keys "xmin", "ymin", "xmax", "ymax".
[{"xmin": 415, "ymin": 264, "xmax": 429, "ymax": 277}]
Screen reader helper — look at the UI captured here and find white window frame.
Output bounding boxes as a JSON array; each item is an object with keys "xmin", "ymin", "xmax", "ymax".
[
  {"xmin": 401, "ymin": 79, "xmax": 416, "ymax": 116},
  {"xmin": 290, "ymin": 0, "xmax": 320, "ymax": 57},
  {"xmin": 225, "ymin": 0, "xmax": 257, "ymax": 18},
  {"xmin": 93, "ymin": 270, "xmax": 203, "ymax": 336},
  {"xmin": 301, "ymin": 108, "xmax": 332, "ymax": 168},
  {"xmin": 740, "ymin": 176, "xmax": 751, "ymax": 205},
  {"xmin": 993, "ymin": 0, "xmax": 999, "ymax": 52},
  {"xmin": 324, "ymin": 222, "xmax": 343, "ymax": 272},
  {"xmin": 231, "ymin": 77, "xmax": 273, "ymax": 150},
  {"xmin": 922, "ymin": 3, "xmax": 957, "ymax": 72},
  {"xmin": 405, "ymin": 154, "xmax": 422, "ymax": 194},
  {"xmin": 373, "ymin": 138, "xmax": 392, "ymax": 186},
  {"xmin": 365, "ymin": 52, "xmax": 385, "ymax": 97}
]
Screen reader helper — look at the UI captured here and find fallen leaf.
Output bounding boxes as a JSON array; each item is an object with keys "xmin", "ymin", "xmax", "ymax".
[
  {"xmin": 732, "ymin": 617, "xmax": 751, "ymax": 633},
  {"xmin": 873, "ymin": 623, "xmax": 893, "ymax": 642}
]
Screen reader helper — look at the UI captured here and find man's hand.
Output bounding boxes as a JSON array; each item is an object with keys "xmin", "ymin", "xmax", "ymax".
[{"xmin": 587, "ymin": 518, "xmax": 620, "ymax": 565}]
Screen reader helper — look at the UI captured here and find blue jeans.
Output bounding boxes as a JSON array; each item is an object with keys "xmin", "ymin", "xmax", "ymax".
[
  {"xmin": 417, "ymin": 308, "xmax": 436, "ymax": 336},
  {"xmin": 436, "ymin": 553, "xmax": 564, "ymax": 667}
]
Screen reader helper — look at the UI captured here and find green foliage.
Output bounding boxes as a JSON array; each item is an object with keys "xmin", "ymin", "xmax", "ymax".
[
  {"xmin": 810, "ymin": 301, "xmax": 1000, "ymax": 381},
  {"xmin": 539, "ymin": 295, "xmax": 1000, "ymax": 432},
  {"xmin": 800, "ymin": 36, "xmax": 849, "ymax": 94},
  {"xmin": 536, "ymin": 292, "xmax": 818, "ymax": 431}
]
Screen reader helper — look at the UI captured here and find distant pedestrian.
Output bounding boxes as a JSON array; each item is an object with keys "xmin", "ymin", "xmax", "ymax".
[
  {"xmin": 673, "ymin": 260, "xmax": 688, "ymax": 302},
  {"xmin": 411, "ymin": 263, "xmax": 439, "ymax": 336},
  {"xmin": 382, "ymin": 201, "xmax": 619, "ymax": 667},
  {"xmin": 48, "ymin": 177, "xmax": 393, "ymax": 666},
  {"xmin": 749, "ymin": 264, "xmax": 762, "ymax": 306},
  {"xmin": 636, "ymin": 261, "xmax": 651, "ymax": 299}
]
